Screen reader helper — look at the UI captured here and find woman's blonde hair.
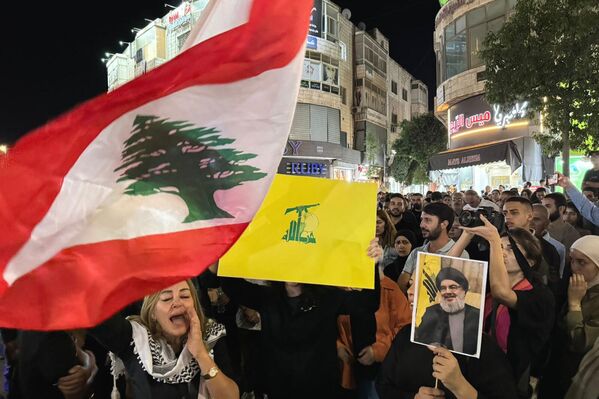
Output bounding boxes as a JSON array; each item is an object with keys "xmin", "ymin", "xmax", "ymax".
[{"xmin": 130, "ymin": 279, "xmax": 208, "ymax": 341}]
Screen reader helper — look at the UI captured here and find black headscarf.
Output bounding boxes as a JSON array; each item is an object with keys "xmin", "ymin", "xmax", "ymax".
[
  {"xmin": 507, "ymin": 234, "xmax": 535, "ymax": 282},
  {"xmin": 395, "ymin": 229, "xmax": 417, "ymax": 249}
]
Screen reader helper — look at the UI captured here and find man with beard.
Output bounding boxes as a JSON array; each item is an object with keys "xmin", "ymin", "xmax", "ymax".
[
  {"xmin": 388, "ymin": 194, "xmax": 422, "ymax": 245},
  {"xmin": 452, "ymin": 192, "xmax": 465, "ymax": 217},
  {"xmin": 542, "ymin": 193, "xmax": 580, "ymax": 254},
  {"xmin": 397, "ymin": 203, "xmax": 469, "ymax": 292},
  {"xmin": 464, "ymin": 190, "xmax": 500, "ymax": 212},
  {"xmin": 415, "ymin": 267, "xmax": 480, "ymax": 356},
  {"xmin": 410, "ymin": 193, "xmax": 424, "ymax": 221}
]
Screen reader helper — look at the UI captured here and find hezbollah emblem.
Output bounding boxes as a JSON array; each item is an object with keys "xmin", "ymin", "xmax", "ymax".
[{"xmin": 282, "ymin": 203, "xmax": 320, "ymax": 244}]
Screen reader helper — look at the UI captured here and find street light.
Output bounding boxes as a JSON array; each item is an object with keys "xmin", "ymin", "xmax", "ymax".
[
  {"xmin": 144, "ymin": 18, "xmax": 154, "ymax": 23},
  {"xmin": 131, "ymin": 28, "xmax": 141, "ymax": 33},
  {"xmin": 119, "ymin": 41, "xmax": 131, "ymax": 46},
  {"xmin": 165, "ymin": 3, "xmax": 177, "ymax": 9}
]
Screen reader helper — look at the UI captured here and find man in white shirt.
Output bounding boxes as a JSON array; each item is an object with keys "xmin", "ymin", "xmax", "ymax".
[{"xmin": 397, "ymin": 202, "xmax": 469, "ymax": 292}]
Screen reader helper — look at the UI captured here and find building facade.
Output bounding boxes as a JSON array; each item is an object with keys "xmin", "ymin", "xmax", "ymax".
[
  {"xmin": 104, "ymin": 0, "xmax": 428, "ymax": 184},
  {"xmin": 432, "ymin": 0, "xmax": 550, "ymax": 191}
]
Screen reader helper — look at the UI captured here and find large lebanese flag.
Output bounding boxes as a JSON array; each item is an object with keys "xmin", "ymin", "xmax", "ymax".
[{"xmin": 0, "ymin": 0, "xmax": 312, "ymax": 329}]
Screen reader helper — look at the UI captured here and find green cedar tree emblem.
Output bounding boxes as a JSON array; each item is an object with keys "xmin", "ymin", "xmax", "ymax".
[{"xmin": 115, "ymin": 115, "xmax": 267, "ymax": 223}]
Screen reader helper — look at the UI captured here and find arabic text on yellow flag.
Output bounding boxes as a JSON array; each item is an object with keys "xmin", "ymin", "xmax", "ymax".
[{"xmin": 218, "ymin": 174, "xmax": 377, "ymax": 288}]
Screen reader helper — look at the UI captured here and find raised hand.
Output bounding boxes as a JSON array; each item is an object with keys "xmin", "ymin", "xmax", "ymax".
[
  {"xmin": 568, "ymin": 273, "xmax": 588, "ymax": 310},
  {"xmin": 459, "ymin": 214, "xmax": 500, "ymax": 244}
]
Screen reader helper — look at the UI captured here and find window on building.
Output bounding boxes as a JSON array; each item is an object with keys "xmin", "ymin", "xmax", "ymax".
[
  {"xmin": 391, "ymin": 81, "xmax": 398, "ymax": 94},
  {"xmin": 445, "ymin": 15, "xmax": 467, "ymax": 78},
  {"xmin": 402, "ymin": 88, "xmax": 408, "ymax": 101},
  {"xmin": 411, "ymin": 83, "xmax": 418, "ymax": 89},
  {"xmin": 391, "ymin": 113, "xmax": 398, "ymax": 125},
  {"xmin": 324, "ymin": 3, "xmax": 339, "ymax": 42},
  {"xmin": 441, "ymin": 0, "xmax": 512, "ymax": 81},
  {"xmin": 341, "ymin": 86, "xmax": 347, "ymax": 104},
  {"xmin": 469, "ymin": 23, "xmax": 486, "ymax": 68},
  {"xmin": 177, "ymin": 31, "xmax": 191, "ymax": 52},
  {"xmin": 339, "ymin": 41, "xmax": 347, "ymax": 61}
]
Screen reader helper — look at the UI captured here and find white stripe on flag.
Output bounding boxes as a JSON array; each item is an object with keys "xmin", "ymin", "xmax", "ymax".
[{"xmin": 4, "ymin": 50, "xmax": 304, "ymax": 286}]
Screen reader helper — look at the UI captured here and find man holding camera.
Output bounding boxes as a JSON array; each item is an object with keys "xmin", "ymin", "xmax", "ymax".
[
  {"xmin": 397, "ymin": 203, "xmax": 469, "ymax": 293},
  {"xmin": 464, "ymin": 190, "xmax": 501, "ymax": 213}
]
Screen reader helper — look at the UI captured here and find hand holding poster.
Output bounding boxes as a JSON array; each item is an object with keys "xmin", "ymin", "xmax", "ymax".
[{"xmin": 411, "ymin": 252, "xmax": 488, "ymax": 358}]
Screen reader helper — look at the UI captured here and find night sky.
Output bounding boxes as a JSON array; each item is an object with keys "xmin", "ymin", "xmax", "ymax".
[{"xmin": 0, "ymin": 0, "xmax": 440, "ymax": 144}]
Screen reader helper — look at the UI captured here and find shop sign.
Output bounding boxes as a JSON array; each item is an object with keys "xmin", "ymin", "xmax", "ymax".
[
  {"xmin": 449, "ymin": 111, "xmax": 492, "ymax": 134},
  {"xmin": 167, "ymin": 2, "xmax": 192, "ymax": 28},
  {"xmin": 493, "ymin": 102, "xmax": 528, "ymax": 128},
  {"xmin": 449, "ymin": 95, "xmax": 529, "ymax": 136},
  {"xmin": 309, "ymin": 0, "xmax": 323, "ymax": 38},
  {"xmin": 447, "ymin": 154, "xmax": 481, "ymax": 167},
  {"xmin": 286, "ymin": 162, "xmax": 328, "ymax": 176},
  {"xmin": 307, "ymin": 35, "xmax": 318, "ymax": 50},
  {"xmin": 283, "ymin": 140, "xmax": 302, "ymax": 156}
]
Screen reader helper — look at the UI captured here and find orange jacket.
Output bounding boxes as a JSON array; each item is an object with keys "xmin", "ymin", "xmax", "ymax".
[{"xmin": 337, "ymin": 276, "xmax": 411, "ymax": 389}]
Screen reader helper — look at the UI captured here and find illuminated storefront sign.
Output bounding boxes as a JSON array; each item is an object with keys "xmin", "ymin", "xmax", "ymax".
[
  {"xmin": 167, "ymin": 2, "xmax": 192, "ymax": 29},
  {"xmin": 450, "ymin": 99, "xmax": 529, "ymax": 135},
  {"xmin": 447, "ymin": 95, "xmax": 535, "ymax": 150},
  {"xmin": 287, "ymin": 162, "xmax": 327, "ymax": 176}
]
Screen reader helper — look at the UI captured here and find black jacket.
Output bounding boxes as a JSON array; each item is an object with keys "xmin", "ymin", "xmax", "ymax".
[
  {"xmin": 377, "ymin": 326, "xmax": 518, "ymax": 399},
  {"xmin": 220, "ymin": 274, "xmax": 380, "ymax": 399},
  {"xmin": 415, "ymin": 303, "xmax": 480, "ymax": 356}
]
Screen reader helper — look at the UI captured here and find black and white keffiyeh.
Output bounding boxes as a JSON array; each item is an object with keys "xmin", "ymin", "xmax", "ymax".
[{"xmin": 109, "ymin": 319, "xmax": 226, "ymax": 398}]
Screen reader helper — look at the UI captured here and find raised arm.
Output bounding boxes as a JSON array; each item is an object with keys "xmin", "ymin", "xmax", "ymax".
[
  {"xmin": 461, "ymin": 216, "xmax": 518, "ymax": 308},
  {"xmin": 559, "ymin": 173, "xmax": 599, "ymax": 226}
]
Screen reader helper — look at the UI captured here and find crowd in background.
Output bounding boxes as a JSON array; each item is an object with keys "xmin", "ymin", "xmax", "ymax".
[{"xmin": 1, "ymin": 172, "xmax": 599, "ymax": 399}]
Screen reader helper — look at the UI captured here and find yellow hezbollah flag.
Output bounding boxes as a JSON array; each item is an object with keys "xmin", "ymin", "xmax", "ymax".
[{"xmin": 218, "ymin": 174, "xmax": 377, "ymax": 288}]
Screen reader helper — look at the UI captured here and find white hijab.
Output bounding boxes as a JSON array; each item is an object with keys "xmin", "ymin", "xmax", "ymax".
[{"xmin": 571, "ymin": 236, "xmax": 599, "ymax": 288}]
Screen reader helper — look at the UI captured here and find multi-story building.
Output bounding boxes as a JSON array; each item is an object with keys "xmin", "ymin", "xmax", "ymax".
[
  {"xmin": 411, "ymin": 80, "xmax": 429, "ymax": 117},
  {"xmin": 431, "ymin": 0, "xmax": 550, "ymax": 190},
  {"xmin": 104, "ymin": 0, "xmax": 428, "ymax": 184},
  {"xmin": 285, "ymin": 0, "xmax": 360, "ymax": 181}
]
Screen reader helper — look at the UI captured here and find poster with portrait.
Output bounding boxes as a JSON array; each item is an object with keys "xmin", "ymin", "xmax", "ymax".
[
  {"xmin": 411, "ymin": 252, "xmax": 488, "ymax": 358},
  {"xmin": 322, "ymin": 64, "xmax": 338, "ymax": 86}
]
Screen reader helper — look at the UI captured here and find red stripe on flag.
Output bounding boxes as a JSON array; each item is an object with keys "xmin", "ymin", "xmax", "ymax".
[
  {"xmin": 0, "ymin": 223, "xmax": 247, "ymax": 330},
  {"xmin": 0, "ymin": 0, "xmax": 311, "ymax": 275}
]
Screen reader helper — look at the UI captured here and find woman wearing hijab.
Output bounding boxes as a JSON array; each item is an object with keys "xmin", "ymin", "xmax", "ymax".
[
  {"xmin": 566, "ymin": 235, "xmax": 599, "ymax": 354},
  {"xmin": 541, "ymin": 235, "xmax": 599, "ymax": 397},
  {"xmin": 383, "ymin": 229, "xmax": 417, "ymax": 283},
  {"xmin": 449, "ymin": 219, "xmax": 555, "ymax": 398}
]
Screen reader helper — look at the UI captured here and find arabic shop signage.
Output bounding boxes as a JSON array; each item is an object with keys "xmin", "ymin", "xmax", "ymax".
[
  {"xmin": 449, "ymin": 95, "xmax": 529, "ymax": 135},
  {"xmin": 448, "ymin": 95, "xmax": 534, "ymax": 150}
]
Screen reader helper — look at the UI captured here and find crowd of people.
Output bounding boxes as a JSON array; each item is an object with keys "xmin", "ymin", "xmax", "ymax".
[{"xmin": 1, "ymin": 173, "xmax": 599, "ymax": 399}]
